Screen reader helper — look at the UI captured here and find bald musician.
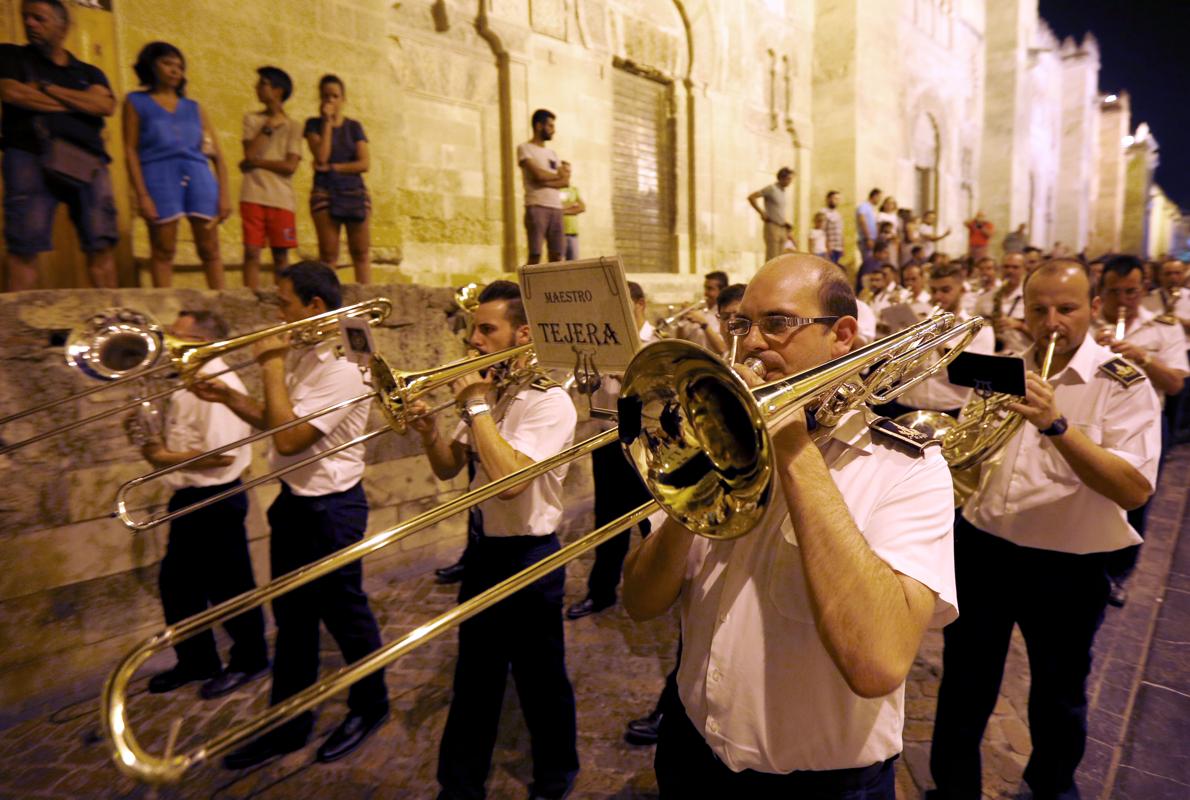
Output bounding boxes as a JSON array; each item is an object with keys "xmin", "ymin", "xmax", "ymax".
[{"xmin": 623, "ymin": 254, "xmax": 957, "ymax": 796}]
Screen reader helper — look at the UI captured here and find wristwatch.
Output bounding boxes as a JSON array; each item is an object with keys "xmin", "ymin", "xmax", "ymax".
[
  {"xmin": 1040, "ymin": 416, "xmax": 1068, "ymax": 437},
  {"xmin": 459, "ymin": 399, "xmax": 491, "ymax": 425}
]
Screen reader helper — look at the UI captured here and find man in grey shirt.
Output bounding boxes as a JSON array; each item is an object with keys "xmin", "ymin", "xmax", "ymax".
[
  {"xmin": 748, "ymin": 166, "xmax": 795, "ymax": 261},
  {"xmin": 516, "ymin": 108, "xmax": 571, "ymax": 264}
]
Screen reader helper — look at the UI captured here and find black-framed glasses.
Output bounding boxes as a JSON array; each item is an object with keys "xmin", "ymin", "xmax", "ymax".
[{"xmin": 726, "ymin": 314, "xmax": 840, "ymax": 338}]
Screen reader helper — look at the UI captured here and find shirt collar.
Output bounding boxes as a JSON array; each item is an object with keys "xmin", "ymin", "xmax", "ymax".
[
  {"xmin": 812, "ymin": 408, "xmax": 873, "ymax": 454},
  {"xmin": 1026, "ymin": 333, "xmax": 1101, "ymax": 385},
  {"xmin": 640, "ymin": 320, "xmax": 655, "ymax": 341}
]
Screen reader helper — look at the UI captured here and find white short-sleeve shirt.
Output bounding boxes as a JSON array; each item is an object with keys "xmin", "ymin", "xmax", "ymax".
[
  {"xmin": 163, "ymin": 356, "xmax": 252, "ymax": 490},
  {"xmin": 963, "ymin": 335, "xmax": 1162, "ymax": 553},
  {"xmin": 854, "ymin": 299, "xmax": 877, "ymax": 343},
  {"xmin": 453, "ymin": 383, "xmax": 578, "ymax": 536},
  {"xmin": 270, "ymin": 342, "xmax": 371, "ymax": 496},
  {"xmin": 897, "ymin": 310, "xmax": 996, "ymax": 412},
  {"xmin": 975, "ymin": 283, "xmax": 1029, "ymax": 355},
  {"xmin": 1142, "ymin": 289, "xmax": 1190, "ymax": 349},
  {"xmin": 1108, "ymin": 305, "xmax": 1190, "ymax": 406},
  {"xmin": 676, "ymin": 410, "xmax": 957, "ymax": 774}
]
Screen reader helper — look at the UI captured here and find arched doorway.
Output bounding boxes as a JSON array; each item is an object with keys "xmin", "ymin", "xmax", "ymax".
[{"xmin": 913, "ymin": 113, "xmax": 940, "ymax": 216}]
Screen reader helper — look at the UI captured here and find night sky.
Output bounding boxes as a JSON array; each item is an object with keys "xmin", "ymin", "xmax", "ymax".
[{"xmin": 1039, "ymin": 0, "xmax": 1190, "ymax": 209}]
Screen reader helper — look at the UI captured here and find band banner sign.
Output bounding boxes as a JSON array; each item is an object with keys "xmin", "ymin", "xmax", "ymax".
[{"xmin": 518, "ymin": 256, "xmax": 641, "ymax": 372}]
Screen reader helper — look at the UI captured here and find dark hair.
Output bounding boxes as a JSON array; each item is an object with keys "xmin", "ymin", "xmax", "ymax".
[
  {"xmin": 976, "ymin": 256, "xmax": 996, "ymax": 268},
  {"xmin": 705, "ymin": 271, "xmax": 729, "ymax": 290},
  {"xmin": 133, "ymin": 42, "xmax": 186, "ymax": 94},
  {"xmin": 717, "ymin": 283, "xmax": 747, "ymax": 311},
  {"xmin": 277, "ymin": 260, "xmax": 342, "ymax": 310},
  {"xmin": 878, "ymin": 221, "xmax": 894, "ymax": 232},
  {"xmin": 27, "ymin": 0, "xmax": 69, "ymax": 23},
  {"xmin": 929, "ymin": 262, "xmax": 964, "ymax": 282},
  {"xmin": 1023, "ymin": 245, "xmax": 1042, "ymax": 256},
  {"xmin": 900, "ymin": 263, "xmax": 923, "ymax": 281},
  {"xmin": 478, "ymin": 279, "xmax": 527, "ymax": 326},
  {"xmin": 873, "ymin": 241, "xmax": 890, "ymax": 256},
  {"xmin": 627, "ymin": 281, "xmax": 645, "ymax": 303},
  {"xmin": 826, "ymin": 190, "xmax": 839, "ymax": 202},
  {"xmin": 818, "ymin": 269, "xmax": 858, "ymax": 320},
  {"xmin": 319, "ymin": 74, "xmax": 345, "ymax": 96},
  {"xmin": 1024, "ymin": 259, "xmax": 1093, "ymax": 299},
  {"xmin": 868, "ymin": 188, "xmax": 882, "ymax": 201},
  {"xmin": 776, "ymin": 167, "xmax": 794, "ymax": 180},
  {"xmin": 256, "ymin": 66, "xmax": 292, "ymax": 102},
  {"xmin": 910, "ymin": 245, "xmax": 924, "ymax": 256},
  {"xmin": 177, "ymin": 310, "xmax": 230, "ymax": 340},
  {"xmin": 1098, "ymin": 253, "xmax": 1143, "ymax": 289},
  {"xmin": 531, "ymin": 108, "xmax": 555, "ymax": 128}
]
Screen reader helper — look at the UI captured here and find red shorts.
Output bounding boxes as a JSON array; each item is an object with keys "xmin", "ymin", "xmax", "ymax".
[{"xmin": 240, "ymin": 202, "xmax": 297, "ymax": 249}]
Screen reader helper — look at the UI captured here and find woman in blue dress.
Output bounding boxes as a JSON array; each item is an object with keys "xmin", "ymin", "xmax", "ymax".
[{"xmin": 122, "ymin": 42, "xmax": 230, "ymax": 288}]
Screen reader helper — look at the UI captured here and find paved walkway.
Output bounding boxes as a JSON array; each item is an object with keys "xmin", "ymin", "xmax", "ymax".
[{"xmin": 0, "ymin": 448, "xmax": 1186, "ymax": 799}]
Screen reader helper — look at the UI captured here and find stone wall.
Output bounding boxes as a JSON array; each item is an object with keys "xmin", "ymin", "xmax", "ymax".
[{"xmin": 0, "ymin": 284, "xmax": 487, "ymax": 721}]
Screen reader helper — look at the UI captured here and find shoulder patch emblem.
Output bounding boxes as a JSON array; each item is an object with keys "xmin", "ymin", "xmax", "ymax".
[
  {"xmin": 868, "ymin": 417, "xmax": 939, "ymax": 456},
  {"xmin": 1098, "ymin": 357, "xmax": 1147, "ymax": 388},
  {"xmin": 1154, "ymin": 313, "xmax": 1178, "ymax": 326},
  {"xmin": 529, "ymin": 374, "xmax": 562, "ymax": 392}
]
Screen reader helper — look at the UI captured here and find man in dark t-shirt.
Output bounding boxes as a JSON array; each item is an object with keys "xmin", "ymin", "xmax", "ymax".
[{"xmin": 0, "ymin": 0, "xmax": 118, "ymax": 291}]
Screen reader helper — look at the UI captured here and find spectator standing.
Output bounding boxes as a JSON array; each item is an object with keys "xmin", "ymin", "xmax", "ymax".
[
  {"xmin": 1, "ymin": 0, "xmax": 118, "ymax": 291},
  {"xmin": 123, "ymin": 42, "xmax": 230, "ymax": 289},
  {"xmin": 1002, "ymin": 223, "xmax": 1028, "ymax": 255},
  {"xmin": 239, "ymin": 66, "xmax": 302, "ymax": 290},
  {"xmin": 747, "ymin": 166, "xmax": 795, "ymax": 261},
  {"xmin": 821, "ymin": 190, "xmax": 844, "ymax": 263},
  {"xmin": 918, "ymin": 210, "xmax": 949, "ymax": 259},
  {"xmin": 809, "ymin": 212, "xmax": 827, "ymax": 258},
  {"xmin": 856, "ymin": 187, "xmax": 881, "ymax": 261},
  {"xmin": 876, "ymin": 196, "xmax": 901, "ymax": 244},
  {"xmin": 305, "ymin": 75, "xmax": 371, "ymax": 284},
  {"xmin": 517, "ymin": 108, "xmax": 570, "ymax": 264},
  {"xmin": 964, "ymin": 211, "xmax": 994, "ymax": 262},
  {"xmin": 560, "ymin": 182, "xmax": 584, "ymax": 260}
]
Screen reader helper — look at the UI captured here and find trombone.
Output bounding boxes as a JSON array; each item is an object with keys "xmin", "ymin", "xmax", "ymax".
[
  {"xmin": 653, "ymin": 301, "xmax": 707, "ymax": 338},
  {"xmin": 113, "ymin": 343, "xmax": 534, "ymax": 532},
  {"xmin": 102, "ymin": 311, "xmax": 985, "ymax": 785},
  {"xmin": 0, "ymin": 299, "xmax": 393, "ymax": 456}
]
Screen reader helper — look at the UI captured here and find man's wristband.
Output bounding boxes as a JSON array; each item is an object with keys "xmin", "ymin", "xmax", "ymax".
[
  {"xmin": 460, "ymin": 399, "xmax": 491, "ymax": 426},
  {"xmin": 1040, "ymin": 416, "xmax": 1068, "ymax": 437}
]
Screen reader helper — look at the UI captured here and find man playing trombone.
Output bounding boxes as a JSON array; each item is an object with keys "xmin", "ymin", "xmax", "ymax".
[
  {"xmin": 134, "ymin": 310, "xmax": 268, "ymax": 699},
  {"xmin": 928, "ymin": 261, "xmax": 1162, "ymax": 800},
  {"xmin": 408, "ymin": 280, "xmax": 581, "ymax": 800},
  {"xmin": 622, "ymin": 254, "xmax": 958, "ymax": 797},
  {"xmin": 194, "ymin": 261, "xmax": 389, "ymax": 767}
]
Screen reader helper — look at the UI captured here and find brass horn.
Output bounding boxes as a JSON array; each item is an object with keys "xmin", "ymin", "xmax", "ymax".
[
  {"xmin": 113, "ymin": 343, "xmax": 533, "ymax": 532},
  {"xmin": 618, "ymin": 312, "xmax": 988, "ymax": 539},
  {"xmin": 101, "ymin": 318, "xmax": 981, "ymax": 786},
  {"xmin": 0, "ymin": 299, "xmax": 393, "ymax": 456},
  {"xmin": 653, "ymin": 301, "xmax": 707, "ymax": 339}
]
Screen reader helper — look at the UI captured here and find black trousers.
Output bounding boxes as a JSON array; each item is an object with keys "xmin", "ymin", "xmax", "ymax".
[
  {"xmin": 160, "ymin": 480, "xmax": 267, "ymax": 672},
  {"xmin": 586, "ymin": 441, "xmax": 654, "ymax": 605},
  {"xmin": 437, "ymin": 534, "xmax": 579, "ymax": 800},
  {"xmin": 929, "ymin": 517, "xmax": 1110, "ymax": 800},
  {"xmin": 655, "ymin": 693, "xmax": 896, "ymax": 798},
  {"xmin": 267, "ymin": 481, "xmax": 387, "ymax": 740}
]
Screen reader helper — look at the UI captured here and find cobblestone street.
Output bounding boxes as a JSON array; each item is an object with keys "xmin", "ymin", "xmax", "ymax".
[{"xmin": 1, "ymin": 448, "xmax": 1186, "ymax": 800}]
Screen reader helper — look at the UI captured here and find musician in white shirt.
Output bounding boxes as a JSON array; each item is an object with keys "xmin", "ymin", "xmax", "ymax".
[
  {"xmin": 410, "ymin": 280, "xmax": 581, "ymax": 800},
  {"xmin": 136, "ymin": 311, "xmax": 268, "ymax": 700},
  {"xmin": 197, "ymin": 262, "xmax": 389, "ymax": 768},
  {"xmin": 624, "ymin": 255, "xmax": 956, "ymax": 797},
  {"xmin": 976, "ymin": 253, "xmax": 1030, "ymax": 355},
  {"xmin": 929, "ymin": 261, "xmax": 1161, "ymax": 800}
]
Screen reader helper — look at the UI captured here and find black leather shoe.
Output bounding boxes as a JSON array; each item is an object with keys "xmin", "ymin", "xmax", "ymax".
[
  {"xmin": 1107, "ymin": 580, "xmax": 1128, "ymax": 608},
  {"xmin": 435, "ymin": 561, "xmax": 466, "ymax": 584},
  {"xmin": 565, "ymin": 597, "xmax": 613, "ymax": 620},
  {"xmin": 315, "ymin": 710, "xmax": 389, "ymax": 763},
  {"xmin": 148, "ymin": 664, "xmax": 220, "ymax": 694},
  {"xmin": 200, "ymin": 664, "xmax": 269, "ymax": 700},
  {"xmin": 222, "ymin": 729, "xmax": 308, "ymax": 770},
  {"xmin": 624, "ymin": 709, "xmax": 662, "ymax": 745}
]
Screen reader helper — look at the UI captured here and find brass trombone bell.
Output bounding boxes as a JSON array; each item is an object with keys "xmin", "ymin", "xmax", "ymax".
[
  {"xmin": 618, "ymin": 313, "xmax": 988, "ymax": 539},
  {"xmin": 0, "ymin": 299, "xmax": 394, "ymax": 456}
]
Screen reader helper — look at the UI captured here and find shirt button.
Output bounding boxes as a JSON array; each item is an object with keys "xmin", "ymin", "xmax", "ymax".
[
  {"xmin": 718, "ymin": 614, "xmax": 728, "ymax": 624},
  {"xmin": 707, "ymin": 717, "xmax": 719, "ymax": 734},
  {"xmin": 711, "ymin": 668, "xmax": 723, "ymax": 682}
]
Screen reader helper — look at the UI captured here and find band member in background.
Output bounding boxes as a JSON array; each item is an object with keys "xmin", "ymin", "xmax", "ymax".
[
  {"xmin": 409, "ymin": 280, "xmax": 580, "ymax": 800},
  {"xmin": 677, "ymin": 270, "xmax": 730, "ymax": 350},
  {"xmin": 977, "ymin": 253, "xmax": 1030, "ymax": 354},
  {"xmin": 624, "ymin": 254, "xmax": 957, "ymax": 797},
  {"xmin": 929, "ymin": 260, "xmax": 1161, "ymax": 800},
  {"xmin": 966, "ymin": 256, "xmax": 999, "ymax": 316},
  {"xmin": 197, "ymin": 261, "xmax": 389, "ymax": 767},
  {"xmin": 1093, "ymin": 254, "xmax": 1188, "ymax": 605},
  {"xmin": 137, "ymin": 310, "xmax": 268, "ymax": 698},
  {"xmin": 1142, "ymin": 258, "xmax": 1190, "ymax": 441},
  {"xmin": 877, "ymin": 262, "xmax": 995, "ymax": 419},
  {"xmin": 567, "ymin": 281, "xmax": 658, "ymax": 620}
]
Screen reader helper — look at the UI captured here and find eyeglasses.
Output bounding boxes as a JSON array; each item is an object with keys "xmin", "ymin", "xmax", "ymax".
[{"xmin": 725, "ymin": 314, "xmax": 839, "ymax": 338}]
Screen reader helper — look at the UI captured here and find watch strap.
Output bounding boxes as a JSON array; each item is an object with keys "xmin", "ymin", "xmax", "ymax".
[{"xmin": 1040, "ymin": 415, "xmax": 1068, "ymax": 437}]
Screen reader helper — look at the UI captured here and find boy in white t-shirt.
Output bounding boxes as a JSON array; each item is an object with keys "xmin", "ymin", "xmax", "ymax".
[
  {"xmin": 809, "ymin": 212, "xmax": 827, "ymax": 258},
  {"xmin": 239, "ymin": 67, "xmax": 303, "ymax": 289}
]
